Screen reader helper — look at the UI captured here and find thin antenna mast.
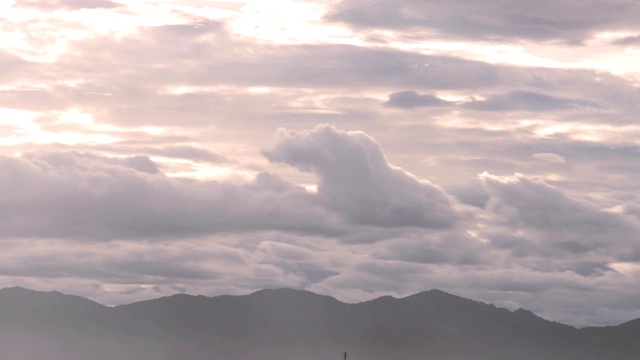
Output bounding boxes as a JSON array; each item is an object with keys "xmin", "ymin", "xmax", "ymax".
[{"xmin": 343, "ymin": 352, "xmax": 348, "ymax": 360}]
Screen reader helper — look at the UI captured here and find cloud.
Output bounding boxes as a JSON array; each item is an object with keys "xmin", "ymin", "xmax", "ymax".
[
  {"xmin": 532, "ymin": 153, "xmax": 565, "ymax": 163},
  {"xmin": 264, "ymin": 124, "xmax": 465, "ymax": 229},
  {"xmin": 123, "ymin": 155, "xmax": 159, "ymax": 174},
  {"xmin": 0, "ymin": 51, "xmax": 30, "ymax": 80},
  {"xmin": 384, "ymin": 89, "xmax": 599, "ymax": 113},
  {"xmin": 40, "ymin": 37, "xmax": 509, "ymax": 92},
  {"xmin": 13, "ymin": 0, "xmax": 121, "ymax": 11},
  {"xmin": 327, "ymin": 0, "xmax": 640, "ymax": 43},
  {"xmin": 2, "ymin": 147, "xmax": 640, "ymax": 326},
  {"xmin": 147, "ymin": 146, "xmax": 229, "ymax": 163},
  {"xmin": 480, "ymin": 172, "xmax": 640, "ymax": 258},
  {"xmin": 7, "ymin": 19, "xmax": 640, "ymax": 135},
  {"xmin": 2, "ymin": 0, "xmax": 640, "ymax": 328},
  {"xmin": 384, "ymin": 91, "xmax": 452, "ymax": 108},
  {"xmin": 613, "ymin": 35, "xmax": 640, "ymax": 46},
  {"xmin": 255, "ymin": 241, "xmax": 340, "ymax": 285},
  {"xmin": 0, "ymin": 125, "xmax": 475, "ymax": 242},
  {"xmin": 0, "ymin": 151, "xmax": 345, "ymax": 240},
  {"xmin": 371, "ymin": 230, "xmax": 490, "ymax": 266},
  {"xmin": 93, "ymin": 144, "xmax": 229, "ymax": 164},
  {"xmin": 463, "ymin": 91, "xmax": 599, "ymax": 112}
]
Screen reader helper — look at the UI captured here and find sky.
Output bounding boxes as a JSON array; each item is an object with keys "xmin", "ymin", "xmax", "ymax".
[{"xmin": 2, "ymin": 0, "xmax": 640, "ymax": 327}]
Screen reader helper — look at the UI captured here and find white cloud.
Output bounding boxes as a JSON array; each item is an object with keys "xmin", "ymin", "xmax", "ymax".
[{"xmin": 264, "ymin": 124, "xmax": 467, "ymax": 229}]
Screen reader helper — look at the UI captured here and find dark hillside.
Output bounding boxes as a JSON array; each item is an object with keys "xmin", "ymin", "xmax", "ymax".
[{"xmin": 0, "ymin": 287, "xmax": 637, "ymax": 360}]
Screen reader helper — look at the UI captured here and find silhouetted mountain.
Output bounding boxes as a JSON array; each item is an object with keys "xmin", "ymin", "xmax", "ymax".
[
  {"xmin": 0, "ymin": 287, "xmax": 638, "ymax": 359},
  {"xmin": 0, "ymin": 287, "xmax": 168, "ymax": 360}
]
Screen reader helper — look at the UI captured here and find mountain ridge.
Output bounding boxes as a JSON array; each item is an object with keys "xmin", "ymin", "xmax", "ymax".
[{"xmin": 0, "ymin": 286, "xmax": 638, "ymax": 360}]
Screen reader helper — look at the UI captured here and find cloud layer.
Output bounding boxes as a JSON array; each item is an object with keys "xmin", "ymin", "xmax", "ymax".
[
  {"xmin": 328, "ymin": 0, "xmax": 640, "ymax": 43},
  {"xmin": 1, "ymin": 0, "xmax": 640, "ymax": 327}
]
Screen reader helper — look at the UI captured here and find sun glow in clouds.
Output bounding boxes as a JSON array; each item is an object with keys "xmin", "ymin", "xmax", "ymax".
[
  {"xmin": 609, "ymin": 262, "xmax": 640, "ymax": 276},
  {"xmin": 0, "ymin": 108, "xmax": 122, "ymax": 146},
  {"xmin": 229, "ymin": 0, "xmax": 353, "ymax": 44},
  {"xmin": 165, "ymin": 160, "xmax": 256, "ymax": 182}
]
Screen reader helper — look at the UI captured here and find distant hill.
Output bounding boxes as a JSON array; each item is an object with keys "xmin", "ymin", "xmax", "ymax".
[{"xmin": 0, "ymin": 286, "xmax": 638, "ymax": 360}]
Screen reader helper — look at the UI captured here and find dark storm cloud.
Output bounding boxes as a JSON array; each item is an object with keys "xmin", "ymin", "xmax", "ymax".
[
  {"xmin": 327, "ymin": 0, "xmax": 640, "ymax": 43},
  {"xmin": 264, "ymin": 124, "xmax": 466, "ymax": 229}
]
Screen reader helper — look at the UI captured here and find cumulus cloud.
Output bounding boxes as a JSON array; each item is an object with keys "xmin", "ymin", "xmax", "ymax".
[
  {"xmin": 479, "ymin": 172, "xmax": 640, "ymax": 258},
  {"xmin": 3, "ymin": 147, "xmax": 640, "ymax": 326},
  {"xmin": 0, "ymin": 151, "xmax": 345, "ymax": 240},
  {"xmin": 264, "ymin": 124, "xmax": 465, "ymax": 229},
  {"xmin": 0, "ymin": 124, "xmax": 471, "ymax": 242}
]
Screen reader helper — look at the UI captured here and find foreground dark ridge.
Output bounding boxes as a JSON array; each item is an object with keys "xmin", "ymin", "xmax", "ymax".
[{"xmin": 1, "ymin": 287, "xmax": 639, "ymax": 360}]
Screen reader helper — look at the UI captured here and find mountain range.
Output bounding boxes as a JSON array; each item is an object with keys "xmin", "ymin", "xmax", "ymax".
[{"xmin": 0, "ymin": 286, "xmax": 638, "ymax": 360}]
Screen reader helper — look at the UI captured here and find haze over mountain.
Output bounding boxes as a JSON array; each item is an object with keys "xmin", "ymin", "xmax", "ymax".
[{"xmin": 1, "ymin": 287, "xmax": 639, "ymax": 360}]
